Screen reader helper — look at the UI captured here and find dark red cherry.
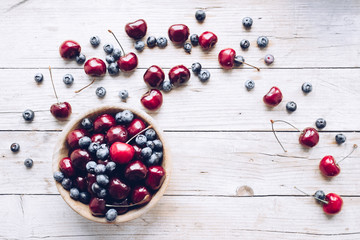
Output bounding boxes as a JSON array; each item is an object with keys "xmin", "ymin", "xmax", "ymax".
[
  {"xmin": 218, "ymin": 48, "xmax": 236, "ymax": 69},
  {"xmin": 93, "ymin": 114, "xmax": 116, "ymax": 133},
  {"xmin": 86, "ymin": 173, "xmax": 97, "ymax": 195},
  {"xmin": 299, "ymin": 127, "xmax": 319, "ymax": 148},
  {"xmin": 319, "ymin": 156, "xmax": 340, "ymax": 177},
  {"xmin": 66, "ymin": 129, "xmax": 88, "ymax": 149},
  {"xmin": 263, "ymin": 86, "xmax": 283, "ymax": 107},
  {"xmin": 127, "ymin": 119, "xmax": 146, "ymax": 137},
  {"xmin": 131, "ymin": 186, "xmax": 151, "ymax": 204},
  {"xmin": 59, "ymin": 40, "xmax": 81, "ymax": 59},
  {"xmin": 141, "ymin": 89, "xmax": 163, "ymax": 111},
  {"xmin": 89, "ymin": 197, "xmax": 107, "ymax": 216},
  {"xmin": 108, "ymin": 177, "xmax": 131, "ymax": 200},
  {"xmin": 91, "ymin": 133, "xmax": 105, "ymax": 144},
  {"xmin": 145, "ymin": 166, "xmax": 166, "ymax": 190},
  {"xmin": 168, "ymin": 24, "xmax": 190, "ymax": 44},
  {"xmin": 59, "ymin": 157, "xmax": 75, "ymax": 177},
  {"xmin": 74, "ymin": 176, "xmax": 87, "ymax": 192},
  {"xmin": 70, "ymin": 149, "xmax": 92, "ymax": 171},
  {"xmin": 125, "ymin": 19, "xmax": 147, "ymax": 39},
  {"xmin": 106, "ymin": 126, "xmax": 128, "ymax": 145},
  {"xmin": 199, "ymin": 31, "xmax": 218, "ymax": 50},
  {"xmin": 111, "ymin": 198, "xmax": 129, "ymax": 215},
  {"xmin": 124, "ymin": 160, "xmax": 148, "ymax": 182},
  {"xmin": 84, "ymin": 58, "xmax": 106, "ymax": 77},
  {"xmin": 117, "ymin": 53, "xmax": 138, "ymax": 72},
  {"xmin": 132, "ymin": 145, "xmax": 142, "ymax": 160},
  {"xmin": 143, "ymin": 65, "xmax": 165, "ymax": 88},
  {"xmin": 110, "ymin": 142, "xmax": 135, "ymax": 165},
  {"xmin": 50, "ymin": 102, "xmax": 72, "ymax": 119},
  {"xmin": 168, "ymin": 65, "xmax": 191, "ymax": 85},
  {"xmin": 322, "ymin": 193, "xmax": 343, "ymax": 215}
]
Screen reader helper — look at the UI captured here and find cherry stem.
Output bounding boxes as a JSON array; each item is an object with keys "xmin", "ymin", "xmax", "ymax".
[
  {"xmin": 337, "ymin": 144, "xmax": 358, "ymax": 165},
  {"xmin": 48, "ymin": 66, "xmax": 59, "ymax": 104},
  {"xmin": 241, "ymin": 61, "xmax": 260, "ymax": 71},
  {"xmin": 270, "ymin": 120, "xmax": 302, "ymax": 152},
  {"xmin": 108, "ymin": 29, "xmax": 126, "ymax": 56},
  {"xmin": 106, "ymin": 195, "xmax": 150, "ymax": 208},
  {"xmin": 294, "ymin": 186, "xmax": 328, "ymax": 204},
  {"xmin": 126, "ymin": 125, "xmax": 153, "ymax": 144},
  {"xmin": 75, "ymin": 79, "xmax": 96, "ymax": 93}
]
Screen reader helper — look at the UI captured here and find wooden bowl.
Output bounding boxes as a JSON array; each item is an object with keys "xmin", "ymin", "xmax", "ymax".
[{"xmin": 52, "ymin": 104, "xmax": 171, "ymax": 223}]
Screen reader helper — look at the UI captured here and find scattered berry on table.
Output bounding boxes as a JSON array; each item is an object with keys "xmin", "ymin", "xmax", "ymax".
[
  {"xmin": 106, "ymin": 161, "xmax": 116, "ymax": 173},
  {"xmin": 245, "ymin": 80, "xmax": 255, "ymax": 90},
  {"xmin": 61, "ymin": 178, "xmax": 72, "ymax": 190},
  {"xmin": 106, "ymin": 209, "xmax": 118, "ymax": 222},
  {"xmin": 10, "ymin": 143, "xmax": 20, "ymax": 152},
  {"xmin": 240, "ymin": 39, "xmax": 250, "ymax": 49},
  {"xmin": 198, "ymin": 69, "xmax": 210, "ymax": 82},
  {"xmin": 147, "ymin": 36, "xmax": 157, "ymax": 48},
  {"xmin": 108, "ymin": 62, "xmax": 119, "ymax": 75},
  {"xmin": 135, "ymin": 134, "xmax": 147, "ymax": 147},
  {"xmin": 34, "ymin": 73, "xmax": 43, "ymax": 83},
  {"xmin": 70, "ymin": 188, "xmax": 80, "ymax": 200},
  {"xmin": 302, "ymin": 82, "xmax": 313, "ymax": 93},
  {"xmin": 95, "ymin": 164, "xmax": 106, "ymax": 175},
  {"xmin": 79, "ymin": 192, "xmax": 91, "ymax": 204},
  {"xmin": 162, "ymin": 80, "xmax": 172, "ymax": 92},
  {"xmin": 286, "ymin": 101, "xmax": 297, "ymax": 112},
  {"xmin": 96, "ymin": 87, "xmax": 106, "ymax": 98},
  {"xmin": 183, "ymin": 42, "xmax": 192, "ymax": 53},
  {"xmin": 79, "ymin": 136, "xmax": 92, "ymax": 149},
  {"xmin": 90, "ymin": 36, "xmax": 101, "ymax": 47},
  {"xmin": 257, "ymin": 36, "xmax": 269, "ymax": 48},
  {"xmin": 112, "ymin": 49, "xmax": 122, "ymax": 60},
  {"xmin": 315, "ymin": 118, "xmax": 327, "ymax": 129},
  {"xmin": 314, "ymin": 190, "xmax": 326, "ymax": 203},
  {"xmin": 96, "ymin": 174, "xmax": 109, "ymax": 187},
  {"xmin": 53, "ymin": 171, "xmax": 64, "ymax": 182},
  {"xmin": 23, "ymin": 109, "xmax": 34, "ymax": 121},
  {"xmin": 141, "ymin": 147, "xmax": 152, "ymax": 159},
  {"xmin": 157, "ymin": 37, "xmax": 168, "ymax": 48},
  {"xmin": 106, "ymin": 55, "xmax": 116, "ymax": 64},
  {"xmin": 88, "ymin": 142, "xmax": 100, "ymax": 155},
  {"xmin": 63, "ymin": 74, "xmax": 74, "ymax": 85},
  {"xmin": 335, "ymin": 134, "xmax": 346, "ymax": 144},
  {"xmin": 145, "ymin": 153, "xmax": 160, "ymax": 166},
  {"xmin": 195, "ymin": 9, "xmax": 206, "ymax": 22},
  {"xmin": 103, "ymin": 44, "xmax": 114, "ymax": 54},
  {"xmin": 115, "ymin": 110, "xmax": 134, "ymax": 124},
  {"xmin": 86, "ymin": 161, "xmax": 97, "ymax": 173},
  {"xmin": 81, "ymin": 118, "xmax": 93, "ymax": 130},
  {"xmin": 191, "ymin": 62, "xmax": 202, "ymax": 75},
  {"xmin": 153, "ymin": 139, "xmax": 163, "ymax": 151},
  {"xmin": 190, "ymin": 34, "xmax": 199, "ymax": 46},
  {"xmin": 145, "ymin": 129, "xmax": 156, "ymax": 141},
  {"xmin": 119, "ymin": 90, "xmax": 129, "ymax": 101},
  {"xmin": 76, "ymin": 53, "xmax": 86, "ymax": 64},
  {"xmin": 242, "ymin": 17, "xmax": 253, "ymax": 28},
  {"xmin": 134, "ymin": 40, "xmax": 145, "ymax": 51},
  {"xmin": 96, "ymin": 146, "xmax": 109, "ymax": 160},
  {"xmin": 234, "ymin": 55, "xmax": 245, "ymax": 65},
  {"xmin": 264, "ymin": 54, "xmax": 274, "ymax": 64}
]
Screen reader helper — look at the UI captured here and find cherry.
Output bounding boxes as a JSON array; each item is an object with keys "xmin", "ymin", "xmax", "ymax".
[
  {"xmin": 91, "ymin": 133, "xmax": 105, "ymax": 144},
  {"xmin": 132, "ymin": 144, "xmax": 142, "ymax": 160},
  {"xmin": 84, "ymin": 58, "xmax": 106, "ymax": 77},
  {"xmin": 263, "ymin": 87, "xmax": 283, "ymax": 107},
  {"xmin": 319, "ymin": 144, "xmax": 357, "ymax": 177},
  {"xmin": 218, "ymin": 48, "xmax": 236, "ymax": 69},
  {"xmin": 59, "ymin": 40, "xmax": 81, "ymax": 59},
  {"xmin": 125, "ymin": 19, "xmax": 147, "ymax": 39},
  {"xmin": 168, "ymin": 65, "xmax": 191, "ymax": 86},
  {"xmin": 323, "ymin": 193, "xmax": 343, "ymax": 215},
  {"xmin": 198, "ymin": 31, "xmax": 218, "ymax": 50},
  {"xmin": 59, "ymin": 157, "xmax": 75, "ymax": 177},
  {"xmin": 109, "ymin": 142, "xmax": 135, "ymax": 165},
  {"xmin": 70, "ymin": 149, "xmax": 92, "ymax": 171},
  {"xmin": 66, "ymin": 129, "xmax": 88, "ymax": 149},
  {"xmin": 131, "ymin": 186, "xmax": 152, "ymax": 205},
  {"xmin": 124, "ymin": 160, "xmax": 148, "ymax": 182},
  {"xmin": 74, "ymin": 176, "xmax": 87, "ymax": 192},
  {"xmin": 89, "ymin": 197, "xmax": 107, "ymax": 216},
  {"xmin": 127, "ymin": 119, "xmax": 146, "ymax": 138},
  {"xmin": 110, "ymin": 198, "xmax": 129, "ymax": 215},
  {"xmin": 145, "ymin": 166, "xmax": 166, "ymax": 190},
  {"xmin": 143, "ymin": 65, "xmax": 165, "ymax": 88},
  {"xmin": 93, "ymin": 114, "xmax": 116, "ymax": 133},
  {"xmin": 108, "ymin": 177, "xmax": 131, "ymax": 200},
  {"xmin": 48, "ymin": 66, "xmax": 72, "ymax": 119},
  {"xmin": 86, "ymin": 173, "xmax": 97, "ymax": 195},
  {"xmin": 168, "ymin": 24, "xmax": 189, "ymax": 44},
  {"xmin": 141, "ymin": 89, "xmax": 163, "ymax": 111},
  {"xmin": 106, "ymin": 126, "xmax": 128, "ymax": 145}
]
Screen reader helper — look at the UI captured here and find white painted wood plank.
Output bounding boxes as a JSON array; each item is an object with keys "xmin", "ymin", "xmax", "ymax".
[
  {"xmin": 0, "ymin": 0, "xmax": 359, "ymax": 68},
  {"xmin": 2, "ymin": 131, "xmax": 360, "ymax": 196},
  {"xmin": 0, "ymin": 68, "xmax": 360, "ymax": 131}
]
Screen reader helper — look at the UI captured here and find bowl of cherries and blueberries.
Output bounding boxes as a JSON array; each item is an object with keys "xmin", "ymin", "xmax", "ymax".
[{"xmin": 52, "ymin": 105, "xmax": 171, "ymax": 223}]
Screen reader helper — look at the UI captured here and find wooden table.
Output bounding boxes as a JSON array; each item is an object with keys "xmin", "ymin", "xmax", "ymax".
[{"xmin": 1, "ymin": 0, "xmax": 360, "ymax": 239}]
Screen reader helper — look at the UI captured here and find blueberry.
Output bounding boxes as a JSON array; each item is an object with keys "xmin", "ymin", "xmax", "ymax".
[
  {"xmin": 302, "ymin": 82, "xmax": 312, "ymax": 93},
  {"xmin": 147, "ymin": 36, "xmax": 157, "ymax": 48},
  {"xmin": 145, "ymin": 153, "xmax": 160, "ymax": 166},
  {"xmin": 95, "ymin": 164, "xmax": 106, "ymax": 174},
  {"xmin": 286, "ymin": 101, "xmax": 297, "ymax": 112},
  {"xmin": 106, "ymin": 55, "xmax": 116, "ymax": 64},
  {"xmin": 154, "ymin": 151, "xmax": 163, "ymax": 160},
  {"xmin": 119, "ymin": 90, "xmax": 129, "ymax": 101},
  {"xmin": 96, "ymin": 147, "xmax": 109, "ymax": 160},
  {"xmin": 34, "ymin": 73, "xmax": 43, "ymax": 83},
  {"xmin": 146, "ymin": 141, "xmax": 155, "ymax": 150},
  {"xmin": 195, "ymin": 9, "xmax": 206, "ymax": 22},
  {"xmin": 115, "ymin": 110, "xmax": 134, "ymax": 124},
  {"xmin": 264, "ymin": 54, "xmax": 274, "ymax": 65},
  {"xmin": 141, "ymin": 147, "xmax": 152, "ymax": 159},
  {"xmin": 79, "ymin": 192, "xmax": 91, "ymax": 204},
  {"xmin": 112, "ymin": 48, "xmax": 122, "ymax": 60},
  {"xmin": 103, "ymin": 44, "xmax": 114, "ymax": 54},
  {"xmin": 106, "ymin": 208, "xmax": 118, "ymax": 222},
  {"xmin": 24, "ymin": 158, "xmax": 33, "ymax": 168},
  {"xmin": 240, "ymin": 39, "xmax": 250, "ymax": 49},
  {"xmin": 244, "ymin": 80, "xmax": 255, "ymax": 90},
  {"xmin": 76, "ymin": 53, "xmax": 86, "ymax": 64},
  {"xmin": 145, "ymin": 129, "xmax": 156, "ymax": 141},
  {"xmin": 183, "ymin": 42, "xmax": 192, "ymax": 53},
  {"xmin": 96, "ymin": 174, "xmax": 110, "ymax": 187},
  {"xmin": 91, "ymin": 182, "xmax": 102, "ymax": 194},
  {"xmin": 234, "ymin": 55, "xmax": 245, "ymax": 65},
  {"xmin": 335, "ymin": 134, "xmax": 346, "ymax": 144},
  {"xmin": 315, "ymin": 118, "xmax": 327, "ymax": 129},
  {"xmin": 61, "ymin": 178, "xmax": 72, "ymax": 190},
  {"xmin": 191, "ymin": 62, "xmax": 202, "ymax": 74},
  {"xmin": 86, "ymin": 161, "xmax": 97, "ymax": 173},
  {"xmin": 90, "ymin": 36, "xmax": 101, "ymax": 47},
  {"xmin": 88, "ymin": 142, "xmax": 100, "ymax": 155},
  {"xmin": 314, "ymin": 190, "xmax": 326, "ymax": 203},
  {"xmin": 134, "ymin": 40, "xmax": 145, "ymax": 51},
  {"xmin": 242, "ymin": 17, "xmax": 253, "ymax": 28},
  {"xmin": 96, "ymin": 87, "xmax": 106, "ymax": 98},
  {"xmin": 190, "ymin": 34, "xmax": 199, "ymax": 46},
  {"xmin": 106, "ymin": 161, "xmax": 116, "ymax": 174},
  {"xmin": 257, "ymin": 36, "xmax": 269, "ymax": 48},
  {"xmin": 97, "ymin": 188, "xmax": 107, "ymax": 198},
  {"xmin": 135, "ymin": 134, "xmax": 147, "ymax": 147},
  {"xmin": 198, "ymin": 69, "xmax": 210, "ymax": 82},
  {"xmin": 10, "ymin": 143, "xmax": 20, "ymax": 152},
  {"xmin": 23, "ymin": 109, "xmax": 34, "ymax": 122},
  {"xmin": 157, "ymin": 37, "xmax": 168, "ymax": 48},
  {"xmin": 153, "ymin": 139, "xmax": 163, "ymax": 151},
  {"xmin": 108, "ymin": 63, "xmax": 119, "ymax": 75},
  {"xmin": 161, "ymin": 80, "xmax": 172, "ymax": 92},
  {"xmin": 70, "ymin": 188, "xmax": 80, "ymax": 200},
  {"xmin": 53, "ymin": 171, "xmax": 64, "ymax": 182},
  {"xmin": 79, "ymin": 136, "xmax": 92, "ymax": 149},
  {"xmin": 81, "ymin": 118, "xmax": 93, "ymax": 130},
  {"xmin": 63, "ymin": 74, "xmax": 74, "ymax": 85}
]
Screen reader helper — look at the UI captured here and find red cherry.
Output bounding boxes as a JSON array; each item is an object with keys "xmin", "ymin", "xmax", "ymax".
[
  {"xmin": 110, "ymin": 198, "xmax": 129, "ymax": 215},
  {"xmin": 110, "ymin": 142, "xmax": 135, "ymax": 165},
  {"xmin": 74, "ymin": 176, "xmax": 87, "ymax": 192},
  {"xmin": 93, "ymin": 114, "xmax": 116, "ymax": 133},
  {"xmin": 145, "ymin": 166, "xmax": 166, "ymax": 190},
  {"xmin": 322, "ymin": 193, "xmax": 343, "ymax": 215},
  {"xmin": 66, "ymin": 129, "xmax": 88, "ymax": 149},
  {"xmin": 199, "ymin": 31, "xmax": 218, "ymax": 50},
  {"xmin": 124, "ymin": 160, "xmax": 148, "ymax": 182},
  {"xmin": 168, "ymin": 65, "xmax": 191, "ymax": 85},
  {"xmin": 106, "ymin": 126, "xmax": 128, "ymax": 145},
  {"xmin": 86, "ymin": 173, "xmax": 96, "ymax": 195},
  {"xmin": 263, "ymin": 86, "xmax": 283, "ymax": 107},
  {"xmin": 125, "ymin": 19, "xmax": 147, "ymax": 39},
  {"xmin": 70, "ymin": 149, "xmax": 92, "ymax": 171},
  {"xmin": 108, "ymin": 177, "xmax": 131, "ymax": 200},
  {"xmin": 143, "ymin": 65, "xmax": 165, "ymax": 88},
  {"xmin": 50, "ymin": 102, "xmax": 72, "ymax": 119},
  {"xmin": 131, "ymin": 186, "xmax": 152, "ymax": 204},
  {"xmin": 89, "ymin": 197, "xmax": 107, "ymax": 216},
  {"xmin": 319, "ymin": 156, "xmax": 340, "ymax": 177},
  {"xmin": 127, "ymin": 119, "xmax": 146, "ymax": 137},
  {"xmin": 299, "ymin": 127, "xmax": 319, "ymax": 148},
  {"xmin": 168, "ymin": 24, "xmax": 190, "ymax": 44},
  {"xmin": 59, "ymin": 40, "xmax": 81, "ymax": 59},
  {"xmin": 91, "ymin": 133, "xmax": 105, "ymax": 144},
  {"xmin": 141, "ymin": 89, "xmax": 163, "ymax": 111},
  {"xmin": 117, "ymin": 53, "xmax": 138, "ymax": 72},
  {"xmin": 132, "ymin": 145, "xmax": 142, "ymax": 160},
  {"xmin": 84, "ymin": 58, "xmax": 106, "ymax": 77},
  {"xmin": 59, "ymin": 157, "xmax": 75, "ymax": 177},
  {"xmin": 218, "ymin": 48, "xmax": 236, "ymax": 69}
]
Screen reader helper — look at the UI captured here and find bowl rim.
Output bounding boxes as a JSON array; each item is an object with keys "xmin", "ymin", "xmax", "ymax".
[{"xmin": 52, "ymin": 103, "xmax": 171, "ymax": 224}]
